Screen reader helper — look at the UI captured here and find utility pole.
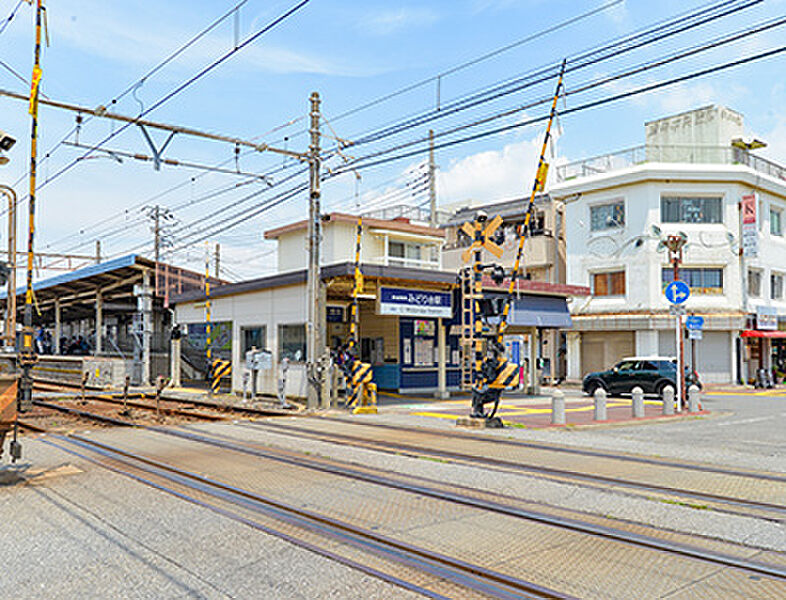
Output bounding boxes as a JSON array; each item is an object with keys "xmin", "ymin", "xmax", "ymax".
[
  {"xmin": 144, "ymin": 204, "xmax": 175, "ymax": 297},
  {"xmin": 18, "ymin": 0, "xmax": 44, "ymax": 414},
  {"xmin": 1, "ymin": 185, "xmax": 16, "ymax": 347},
  {"xmin": 95, "ymin": 240, "xmax": 101, "ymax": 264},
  {"xmin": 306, "ymin": 92, "xmax": 322, "ymax": 410},
  {"xmin": 214, "ymin": 243, "xmax": 220, "ymax": 279},
  {"xmin": 428, "ymin": 129, "xmax": 437, "ymax": 227}
]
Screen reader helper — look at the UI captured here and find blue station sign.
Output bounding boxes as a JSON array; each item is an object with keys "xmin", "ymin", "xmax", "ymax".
[
  {"xmin": 664, "ymin": 280, "xmax": 690, "ymax": 305},
  {"xmin": 378, "ymin": 287, "xmax": 453, "ymax": 318}
]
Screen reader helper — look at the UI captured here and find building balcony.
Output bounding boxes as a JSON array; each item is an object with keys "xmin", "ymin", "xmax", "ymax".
[{"xmin": 556, "ymin": 144, "xmax": 786, "ymax": 184}]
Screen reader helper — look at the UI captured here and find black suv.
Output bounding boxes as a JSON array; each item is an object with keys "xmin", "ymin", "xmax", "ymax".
[{"xmin": 582, "ymin": 357, "xmax": 702, "ymax": 397}]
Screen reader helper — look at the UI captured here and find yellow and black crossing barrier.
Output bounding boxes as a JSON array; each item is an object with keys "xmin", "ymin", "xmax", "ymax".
[
  {"xmin": 347, "ymin": 358, "xmax": 377, "ymax": 414},
  {"xmin": 210, "ymin": 359, "xmax": 231, "ymax": 394}
]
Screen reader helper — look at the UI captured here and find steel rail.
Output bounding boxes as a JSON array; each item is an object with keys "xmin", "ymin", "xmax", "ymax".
[
  {"xmin": 33, "ymin": 396, "xmax": 226, "ymax": 422},
  {"xmin": 33, "ymin": 380, "xmax": 294, "ymax": 418},
  {"xmin": 155, "ymin": 424, "xmax": 786, "ymax": 581},
  {"xmin": 244, "ymin": 421, "xmax": 786, "ymax": 520},
  {"xmin": 318, "ymin": 416, "xmax": 786, "ymax": 483},
  {"xmin": 45, "ymin": 433, "xmax": 568, "ymax": 600}
]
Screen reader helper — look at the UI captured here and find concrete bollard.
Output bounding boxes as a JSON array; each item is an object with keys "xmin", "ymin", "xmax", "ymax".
[
  {"xmin": 551, "ymin": 389, "xmax": 565, "ymax": 425},
  {"xmin": 593, "ymin": 387, "xmax": 607, "ymax": 421},
  {"xmin": 662, "ymin": 385, "xmax": 675, "ymax": 416},
  {"xmin": 688, "ymin": 384, "xmax": 701, "ymax": 413},
  {"xmin": 631, "ymin": 386, "xmax": 645, "ymax": 418}
]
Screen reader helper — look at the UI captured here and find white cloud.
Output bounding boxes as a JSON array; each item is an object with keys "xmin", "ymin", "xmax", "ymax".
[
  {"xmin": 360, "ymin": 7, "xmax": 439, "ymax": 36},
  {"xmin": 436, "ymin": 133, "xmax": 563, "ymax": 207}
]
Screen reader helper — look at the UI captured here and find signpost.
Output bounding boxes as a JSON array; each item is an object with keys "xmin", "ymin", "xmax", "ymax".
[{"xmin": 663, "ymin": 239, "xmax": 689, "ymax": 410}]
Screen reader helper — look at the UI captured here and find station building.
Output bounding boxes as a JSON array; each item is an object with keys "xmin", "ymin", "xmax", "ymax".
[
  {"xmin": 171, "ymin": 212, "xmax": 587, "ymax": 399},
  {"xmin": 551, "ymin": 105, "xmax": 786, "ymax": 384}
]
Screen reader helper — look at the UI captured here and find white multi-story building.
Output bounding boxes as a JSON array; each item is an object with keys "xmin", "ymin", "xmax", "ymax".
[{"xmin": 551, "ymin": 106, "xmax": 786, "ymax": 384}]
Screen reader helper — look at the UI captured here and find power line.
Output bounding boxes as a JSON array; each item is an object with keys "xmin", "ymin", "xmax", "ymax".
[
  {"xmin": 0, "ymin": 0, "xmax": 24, "ymax": 36},
  {"xmin": 342, "ymin": 0, "xmax": 762, "ymax": 152},
  {"xmin": 335, "ymin": 46, "xmax": 786, "ymax": 175},
  {"xmin": 40, "ymin": 0, "xmax": 749, "ymax": 259},
  {"xmin": 336, "ymin": 13, "xmax": 785, "ymax": 170},
  {"xmin": 271, "ymin": 0, "xmax": 755, "ymax": 149},
  {"xmin": 35, "ymin": 0, "xmax": 312, "ymax": 197}
]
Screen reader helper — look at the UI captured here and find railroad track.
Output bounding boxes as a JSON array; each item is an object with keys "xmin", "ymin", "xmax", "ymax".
[
  {"xmin": 242, "ymin": 418, "xmax": 786, "ymax": 522},
  {"xmin": 23, "ymin": 420, "xmax": 786, "ymax": 597},
  {"xmin": 32, "ymin": 379, "xmax": 294, "ymax": 420},
  {"xmin": 39, "ymin": 430, "xmax": 568, "ymax": 600}
]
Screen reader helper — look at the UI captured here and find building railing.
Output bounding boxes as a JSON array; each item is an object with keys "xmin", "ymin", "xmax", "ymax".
[
  {"xmin": 362, "ymin": 204, "xmax": 451, "ymax": 225},
  {"xmin": 555, "ymin": 144, "xmax": 786, "ymax": 183},
  {"xmin": 376, "ymin": 255, "xmax": 442, "ymax": 270}
]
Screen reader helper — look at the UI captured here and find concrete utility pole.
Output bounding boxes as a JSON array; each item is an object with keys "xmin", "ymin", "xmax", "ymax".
[
  {"xmin": 428, "ymin": 129, "xmax": 437, "ymax": 227},
  {"xmin": 1, "ymin": 185, "xmax": 16, "ymax": 347},
  {"xmin": 306, "ymin": 91, "xmax": 322, "ymax": 410},
  {"xmin": 214, "ymin": 243, "xmax": 220, "ymax": 279}
]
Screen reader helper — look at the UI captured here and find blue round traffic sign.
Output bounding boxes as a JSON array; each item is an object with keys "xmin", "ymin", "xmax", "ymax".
[{"xmin": 664, "ymin": 280, "xmax": 690, "ymax": 304}]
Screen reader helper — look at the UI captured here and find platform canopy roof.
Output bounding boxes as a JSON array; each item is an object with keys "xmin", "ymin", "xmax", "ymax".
[{"xmin": 0, "ymin": 254, "xmax": 221, "ymax": 319}]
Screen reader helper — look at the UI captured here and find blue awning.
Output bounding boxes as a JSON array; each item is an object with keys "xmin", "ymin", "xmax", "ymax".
[{"xmin": 508, "ymin": 295, "xmax": 572, "ymax": 328}]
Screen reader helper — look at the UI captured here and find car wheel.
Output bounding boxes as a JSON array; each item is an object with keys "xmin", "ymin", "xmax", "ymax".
[
  {"xmin": 655, "ymin": 380, "xmax": 674, "ymax": 397},
  {"xmin": 586, "ymin": 380, "xmax": 607, "ymax": 396}
]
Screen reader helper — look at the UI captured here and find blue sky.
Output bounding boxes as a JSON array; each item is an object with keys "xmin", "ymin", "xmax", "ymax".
[{"xmin": 0, "ymin": 0, "xmax": 784, "ymax": 279}]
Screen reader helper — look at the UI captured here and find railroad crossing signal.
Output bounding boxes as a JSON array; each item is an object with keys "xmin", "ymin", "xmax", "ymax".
[{"xmin": 460, "ymin": 214, "xmax": 504, "ymax": 264}]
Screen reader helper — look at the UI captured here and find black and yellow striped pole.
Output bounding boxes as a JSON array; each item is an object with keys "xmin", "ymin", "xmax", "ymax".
[
  {"xmin": 18, "ymin": 0, "xmax": 45, "ymax": 415},
  {"xmin": 211, "ymin": 359, "xmax": 231, "ymax": 395},
  {"xmin": 496, "ymin": 60, "xmax": 565, "ymax": 346}
]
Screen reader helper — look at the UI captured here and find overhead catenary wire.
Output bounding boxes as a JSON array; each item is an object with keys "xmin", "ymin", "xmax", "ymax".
[
  {"xmin": 272, "ymin": 0, "xmax": 757, "ymax": 150},
  {"xmin": 333, "ymin": 13, "xmax": 785, "ymax": 169},
  {"xmin": 333, "ymin": 45, "xmax": 786, "ymax": 175},
  {"xmin": 2, "ymin": 0, "xmax": 311, "ymax": 223},
  {"xmin": 2, "ymin": 0, "xmax": 251, "ymax": 198},
  {"xmin": 340, "ymin": 0, "xmax": 763, "ymax": 152},
  {"xmin": 44, "ymin": 0, "xmax": 779, "ymax": 276},
  {"xmin": 44, "ymin": 0, "xmax": 752, "ymax": 259},
  {"xmin": 0, "ymin": 0, "xmax": 24, "ymax": 36},
  {"xmin": 114, "ymin": 41, "xmax": 785, "ymax": 266}
]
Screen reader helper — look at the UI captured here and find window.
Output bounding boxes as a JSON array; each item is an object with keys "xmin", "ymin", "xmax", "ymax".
[
  {"xmin": 279, "ymin": 324, "xmax": 306, "ymax": 362},
  {"xmin": 661, "ymin": 196, "xmax": 722, "ymax": 224},
  {"xmin": 771, "ymin": 207, "xmax": 783, "ymax": 236},
  {"xmin": 590, "ymin": 201, "xmax": 625, "ymax": 231},
  {"xmin": 241, "ymin": 326, "xmax": 266, "ymax": 355},
  {"xmin": 772, "ymin": 273, "xmax": 784, "ymax": 300},
  {"xmin": 592, "ymin": 270, "xmax": 625, "ymax": 296},
  {"xmin": 748, "ymin": 269, "xmax": 762, "ymax": 297},
  {"xmin": 661, "ymin": 268, "xmax": 723, "ymax": 294},
  {"xmin": 388, "ymin": 240, "xmax": 438, "ymax": 268}
]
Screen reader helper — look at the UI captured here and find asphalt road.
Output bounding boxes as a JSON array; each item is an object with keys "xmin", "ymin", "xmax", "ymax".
[{"xmin": 584, "ymin": 390, "xmax": 786, "ymax": 462}]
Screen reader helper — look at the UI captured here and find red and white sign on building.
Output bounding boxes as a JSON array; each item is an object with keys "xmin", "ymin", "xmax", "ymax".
[{"xmin": 741, "ymin": 192, "xmax": 758, "ymax": 257}]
